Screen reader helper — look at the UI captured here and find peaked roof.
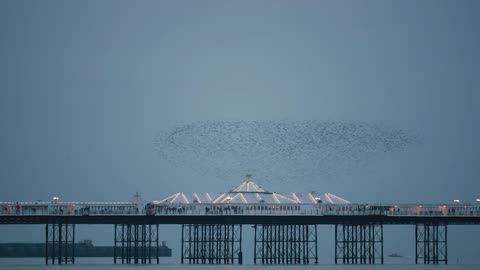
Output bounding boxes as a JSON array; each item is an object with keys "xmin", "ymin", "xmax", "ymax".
[
  {"xmin": 158, "ymin": 192, "xmax": 216, "ymax": 204},
  {"xmin": 157, "ymin": 175, "xmax": 350, "ymax": 205},
  {"xmin": 285, "ymin": 192, "xmax": 350, "ymax": 204},
  {"xmin": 231, "ymin": 174, "xmax": 266, "ymax": 193}
]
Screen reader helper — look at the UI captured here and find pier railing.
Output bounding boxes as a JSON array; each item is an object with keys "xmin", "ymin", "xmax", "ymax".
[
  {"xmin": 146, "ymin": 203, "xmax": 480, "ymax": 217},
  {"xmin": 1, "ymin": 202, "xmax": 480, "ymax": 217}
]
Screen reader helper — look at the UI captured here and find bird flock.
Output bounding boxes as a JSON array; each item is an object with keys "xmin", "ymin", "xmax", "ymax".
[{"xmin": 154, "ymin": 120, "xmax": 418, "ymax": 185}]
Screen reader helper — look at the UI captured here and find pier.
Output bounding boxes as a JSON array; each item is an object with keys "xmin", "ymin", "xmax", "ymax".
[{"xmin": 1, "ymin": 175, "xmax": 479, "ymax": 265}]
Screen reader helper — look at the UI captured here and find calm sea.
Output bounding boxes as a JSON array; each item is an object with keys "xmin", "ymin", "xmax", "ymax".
[{"xmin": 1, "ymin": 258, "xmax": 479, "ymax": 270}]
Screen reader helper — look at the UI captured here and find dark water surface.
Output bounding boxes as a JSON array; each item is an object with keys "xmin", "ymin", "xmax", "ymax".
[{"xmin": 1, "ymin": 258, "xmax": 479, "ymax": 270}]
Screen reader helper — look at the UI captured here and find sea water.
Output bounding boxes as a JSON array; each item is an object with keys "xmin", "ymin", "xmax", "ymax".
[{"xmin": 1, "ymin": 258, "xmax": 480, "ymax": 270}]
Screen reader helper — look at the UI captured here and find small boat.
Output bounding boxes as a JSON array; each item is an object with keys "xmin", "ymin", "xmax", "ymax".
[{"xmin": 388, "ymin": 253, "xmax": 403, "ymax": 258}]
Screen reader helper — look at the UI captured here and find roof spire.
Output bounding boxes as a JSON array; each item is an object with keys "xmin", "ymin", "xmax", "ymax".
[{"xmin": 245, "ymin": 169, "xmax": 256, "ymax": 182}]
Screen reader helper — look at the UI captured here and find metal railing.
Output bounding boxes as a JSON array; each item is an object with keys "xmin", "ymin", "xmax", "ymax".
[
  {"xmin": 0, "ymin": 201, "xmax": 142, "ymax": 216},
  {"xmin": 1, "ymin": 202, "xmax": 480, "ymax": 217},
  {"xmin": 147, "ymin": 203, "xmax": 480, "ymax": 217}
]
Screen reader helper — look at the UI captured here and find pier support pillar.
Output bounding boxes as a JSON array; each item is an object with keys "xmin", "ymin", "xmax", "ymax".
[
  {"xmin": 181, "ymin": 224, "xmax": 242, "ymax": 264},
  {"xmin": 45, "ymin": 223, "xmax": 75, "ymax": 265},
  {"xmin": 114, "ymin": 224, "xmax": 159, "ymax": 264},
  {"xmin": 415, "ymin": 223, "xmax": 447, "ymax": 264},
  {"xmin": 253, "ymin": 224, "xmax": 318, "ymax": 264},
  {"xmin": 335, "ymin": 223, "xmax": 383, "ymax": 264}
]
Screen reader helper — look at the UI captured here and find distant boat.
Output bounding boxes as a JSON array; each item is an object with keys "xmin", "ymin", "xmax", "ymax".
[
  {"xmin": 0, "ymin": 240, "xmax": 172, "ymax": 258},
  {"xmin": 388, "ymin": 253, "xmax": 403, "ymax": 258}
]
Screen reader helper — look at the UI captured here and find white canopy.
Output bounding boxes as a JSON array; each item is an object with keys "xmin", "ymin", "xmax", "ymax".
[{"xmin": 158, "ymin": 175, "xmax": 350, "ymax": 205}]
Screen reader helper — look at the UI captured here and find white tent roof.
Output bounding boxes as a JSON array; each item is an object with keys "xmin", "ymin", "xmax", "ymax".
[
  {"xmin": 284, "ymin": 192, "xmax": 350, "ymax": 204},
  {"xmin": 158, "ymin": 175, "xmax": 349, "ymax": 205},
  {"xmin": 158, "ymin": 192, "xmax": 216, "ymax": 204},
  {"xmin": 232, "ymin": 176, "xmax": 266, "ymax": 192},
  {"xmin": 211, "ymin": 191, "xmax": 300, "ymax": 204}
]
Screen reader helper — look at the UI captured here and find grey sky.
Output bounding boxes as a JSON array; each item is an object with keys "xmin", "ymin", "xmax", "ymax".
[{"xmin": 1, "ymin": 0, "xmax": 480, "ymax": 260}]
